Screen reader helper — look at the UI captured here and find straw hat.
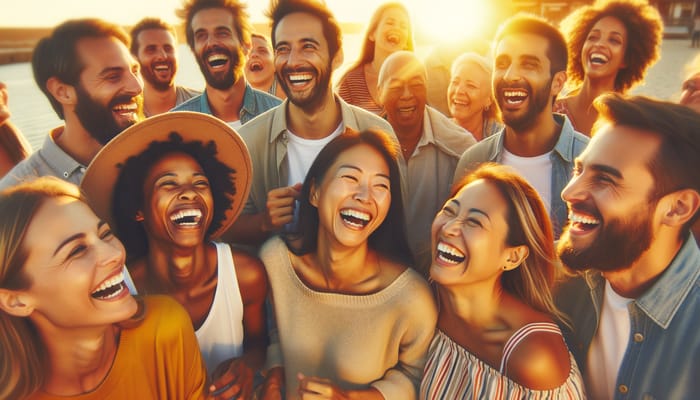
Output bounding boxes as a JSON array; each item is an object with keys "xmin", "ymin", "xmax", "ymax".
[{"xmin": 81, "ymin": 111, "xmax": 252, "ymax": 239}]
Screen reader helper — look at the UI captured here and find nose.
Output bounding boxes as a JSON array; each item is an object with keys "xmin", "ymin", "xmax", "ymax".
[
  {"xmin": 400, "ymin": 83, "xmax": 413, "ymax": 99},
  {"xmin": 352, "ymin": 180, "xmax": 370, "ymax": 202},
  {"xmin": 178, "ymin": 186, "xmax": 198, "ymax": 201},
  {"xmin": 285, "ymin": 46, "xmax": 305, "ymax": 69},
  {"xmin": 97, "ymin": 234, "xmax": 124, "ymax": 270},
  {"xmin": 561, "ymin": 171, "xmax": 587, "ymax": 204},
  {"xmin": 502, "ymin": 64, "xmax": 520, "ymax": 82},
  {"xmin": 126, "ymin": 68, "xmax": 143, "ymax": 96},
  {"xmin": 440, "ymin": 216, "xmax": 462, "ymax": 237}
]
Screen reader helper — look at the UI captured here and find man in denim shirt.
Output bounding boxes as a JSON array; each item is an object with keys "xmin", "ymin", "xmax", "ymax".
[
  {"xmin": 452, "ymin": 15, "xmax": 588, "ymax": 238},
  {"xmin": 173, "ymin": 0, "xmax": 280, "ymax": 128},
  {"xmin": 556, "ymin": 94, "xmax": 700, "ymax": 399}
]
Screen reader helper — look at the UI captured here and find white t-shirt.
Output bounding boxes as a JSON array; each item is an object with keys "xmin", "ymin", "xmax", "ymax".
[
  {"xmin": 286, "ymin": 123, "xmax": 344, "ymax": 187},
  {"xmin": 501, "ymin": 149, "xmax": 553, "ymax": 215},
  {"xmin": 585, "ymin": 280, "xmax": 633, "ymax": 400},
  {"xmin": 228, "ymin": 120, "xmax": 243, "ymax": 131}
]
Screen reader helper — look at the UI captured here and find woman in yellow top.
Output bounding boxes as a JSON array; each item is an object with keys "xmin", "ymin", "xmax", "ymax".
[{"xmin": 0, "ymin": 177, "xmax": 207, "ymax": 399}]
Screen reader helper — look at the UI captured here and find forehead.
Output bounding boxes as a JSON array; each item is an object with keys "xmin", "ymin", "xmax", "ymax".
[
  {"xmin": 24, "ymin": 196, "xmax": 97, "ymax": 251},
  {"xmin": 455, "ymin": 179, "xmax": 508, "ymax": 215},
  {"xmin": 252, "ymin": 36, "xmax": 270, "ymax": 48},
  {"xmin": 332, "ymin": 144, "xmax": 388, "ymax": 171},
  {"xmin": 453, "ymin": 60, "xmax": 489, "ymax": 80},
  {"xmin": 584, "ymin": 123, "xmax": 661, "ymax": 172},
  {"xmin": 76, "ymin": 36, "xmax": 134, "ymax": 70},
  {"xmin": 191, "ymin": 7, "xmax": 235, "ymax": 30},
  {"xmin": 591, "ymin": 16, "xmax": 627, "ymax": 34},
  {"xmin": 379, "ymin": 7, "xmax": 408, "ymax": 22},
  {"xmin": 384, "ymin": 56, "xmax": 424, "ymax": 80},
  {"xmin": 137, "ymin": 28, "xmax": 175, "ymax": 45},
  {"xmin": 275, "ymin": 12, "xmax": 326, "ymax": 45},
  {"xmin": 495, "ymin": 33, "xmax": 550, "ymax": 61}
]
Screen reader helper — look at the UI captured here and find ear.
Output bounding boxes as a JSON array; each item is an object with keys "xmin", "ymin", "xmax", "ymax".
[
  {"xmin": 46, "ymin": 77, "xmax": 77, "ymax": 106},
  {"xmin": 550, "ymin": 71, "xmax": 567, "ymax": 98},
  {"xmin": 658, "ymin": 189, "xmax": 700, "ymax": 228},
  {"xmin": 309, "ymin": 179, "xmax": 319, "ymax": 208},
  {"xmin": 0, "ymin": 289, "xmax": 35, "ymax": 317},
  {"xmin": 331, "ymin": 47, "xmax": 344, "ymax": 71},
  {"xmin": 502, "ymin": 245, "xmax": 529, "ymax": 272}
]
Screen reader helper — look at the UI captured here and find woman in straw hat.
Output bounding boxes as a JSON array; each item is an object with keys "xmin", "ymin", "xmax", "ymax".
[{"xmin": 81, "ymin": 111, "xmax": 267, "ymax": 399}]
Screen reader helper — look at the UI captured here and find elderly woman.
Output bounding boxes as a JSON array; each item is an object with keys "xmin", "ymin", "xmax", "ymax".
[
  {"xmin": 447, "ymin": 52, "xmax": 503, "ymax": 141},
  {"xmin": 555, "ymin": 0, "xmax": 662, "ymax": 135},
  {"xmin": 336, "ymin": 2, "xmax": 414, "ymax": 115},
  {"xmin": 81, "ymin": 112, "xmax": 268, "ymax": 399},
  {"xmin": 0, "ymin": 177, "xmax": 206, "ymax": 399},
  {"xmin": 420, "ymin": 164, "xmax": 585, "ymax": 399},
  {"xmin": 258, "ymin": 129, "xmax": 437, "ymax": 400}
]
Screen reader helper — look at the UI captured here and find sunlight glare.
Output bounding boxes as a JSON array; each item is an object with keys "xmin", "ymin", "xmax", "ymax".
[{"xmin": 410, "ymin": 0, "xmax": 497, "ymax": 45}]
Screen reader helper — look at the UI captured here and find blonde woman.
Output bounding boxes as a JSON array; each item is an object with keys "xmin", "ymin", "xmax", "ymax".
[
  {"xmin": 421, "ymin": 164, "xmax": 585, "ymax": 399},
  {"xmin": 0, "ymin": 177, "xmax": 206, "ymax": 399}
]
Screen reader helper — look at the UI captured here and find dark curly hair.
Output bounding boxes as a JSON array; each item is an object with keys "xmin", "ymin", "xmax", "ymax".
[
  {"xmin": 112, "ymin": 132, "xmax": 236, "ymax": 261},
  {"xmin": 560, "ymin": 0, "xmax": 663, "ymax": 92}
]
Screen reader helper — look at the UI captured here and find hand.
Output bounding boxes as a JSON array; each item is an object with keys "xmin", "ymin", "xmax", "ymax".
[
  {"xmin": 296, "ymin": 373, "xmax": 349, "ymax": 400},
  {"xmin": 263, "ymin": 183, "xmax": 302, "ymax": 232},
  {"xmin": 256, "ymin": 367, "xmax": 285, "ymax": 400},
  {"xmin": 208, "ymin": 357, "xmax": 254, "ymax": 400},
  {"xmin": 0, "ymin": 82, "xmax": 10, "ymax": 126}
]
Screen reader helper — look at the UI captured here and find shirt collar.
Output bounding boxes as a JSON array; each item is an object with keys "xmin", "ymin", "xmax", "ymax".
[
  {"xmin": 43, "ymin": 126, "xmax": 85, "ymax": 179},
  {"xmin": 268, "ymin": 95, "xmax": 358, "ymax": 144}
]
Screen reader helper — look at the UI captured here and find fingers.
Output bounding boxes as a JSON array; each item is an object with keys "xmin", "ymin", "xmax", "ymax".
[
  {"xmin": 297, "ymin": 373, "xmax": 335, "ymax": 399},
  {"xmin": 265, "ymin": 184, "xmax": 302, "ymax": 231},
  {"xmin": 209, "ymin": 359, "xmax": 253, "ymax": 400}
]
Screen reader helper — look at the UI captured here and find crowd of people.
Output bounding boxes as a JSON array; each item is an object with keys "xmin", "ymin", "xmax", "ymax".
[{"xmin": 0, "ymin": 0, "xmax": 698, "ymax": 399}]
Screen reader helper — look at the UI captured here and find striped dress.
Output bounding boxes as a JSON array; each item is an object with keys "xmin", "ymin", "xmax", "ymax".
[
  {"xmin": 336, "ymin": 66, "xmax": 384, "ymax": 115},
  {"xmin": 420, "ymin": 323, "xmax": 586, "ymax": 399}
]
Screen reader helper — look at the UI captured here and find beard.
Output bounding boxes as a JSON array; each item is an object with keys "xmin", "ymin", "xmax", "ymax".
[
  {"xmin": 197, "ymin": 45, "xmax": 243, "ymax": 91},
  {"xmin": 557, "ymin": 203, "xmax": 655, "ymax": 273},
  {"xmin": 495, "ymin": 78, "xmax": 552, "ymax": 132},
  {"xmin": 140, "ymin": 60, "xmax": 175, "ymax": 92},
  {"xmin": 74, "ymin": 85, "xmax": 138, "ymax": 145},
  {"xmin": 276, "ymin": 62, "xmax": 332, "ymax": 111}
]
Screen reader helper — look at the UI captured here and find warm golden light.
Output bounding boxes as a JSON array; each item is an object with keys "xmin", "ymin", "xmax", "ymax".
[{"xmin": 410, "ymin": 0, "xmax": 501, "ymax": 46}]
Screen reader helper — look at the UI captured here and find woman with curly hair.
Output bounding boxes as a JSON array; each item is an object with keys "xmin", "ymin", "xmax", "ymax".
[
  {"xmin": 336, "ymin": 2, "xmax": 414, "ymax": 115},
  {"xmin": 554, "ymin": 0, "xmax": 662, "ymax": 136}
]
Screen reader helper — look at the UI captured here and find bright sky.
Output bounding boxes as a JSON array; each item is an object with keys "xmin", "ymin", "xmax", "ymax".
[{"xmin": 1, "ymin": 0, "xmax": 507, "ymax": 44}]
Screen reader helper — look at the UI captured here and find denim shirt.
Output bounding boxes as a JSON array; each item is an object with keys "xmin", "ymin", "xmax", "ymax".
[
  {"xmin": 452, "ymin": 113, "xmax": 588, "ymax": 238},
  {"xmin": 557, "ymin": 236, "xmax": 700, "ymax": 399},
  {"xmin": 171, "ymin": 83, "xmax": 281, "ymax": 124}
]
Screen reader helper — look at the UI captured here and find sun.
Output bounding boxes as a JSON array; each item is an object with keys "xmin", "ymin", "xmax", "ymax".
[{"xmin": 408, "ymin": 0, "xmax": 511, "ymax": 47}]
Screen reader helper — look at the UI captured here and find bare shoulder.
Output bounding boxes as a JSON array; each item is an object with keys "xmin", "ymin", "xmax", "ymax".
[
  {"xmin": 506, "ymin": 327, "xmax": 572, "ymax": 391},
  {"xmin": 231, "ymin": 246, "xmax": 268, "ymax": 304}
]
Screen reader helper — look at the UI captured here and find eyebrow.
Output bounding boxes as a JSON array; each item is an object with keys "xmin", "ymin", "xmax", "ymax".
[
  {"xmin": 468, "ymin": 207, "xmax": 491, "ymax": 221},
  {"xmin": 338, "ymin": 164, "xmax": 390, "ymax": 180},
  {"xmin": 98, "ymin": 66, "xmax": 125, "ymax": 77},
  {"xmin": 589, "ymin": 163, "xmax": 623, "ymax": 179},
  {"xmin": 53, "ymin": 220, "xmax": 107, "ymax": 257}
]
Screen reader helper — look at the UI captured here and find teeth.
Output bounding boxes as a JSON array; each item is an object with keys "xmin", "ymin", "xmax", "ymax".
[
  {"xmin": 436, "ymin": 241, "xmax": 466, "ymax": 264},
  {"xmin": 92, "ymin": 271, "xmax": 125, "ymax": 295},
  {"xmin": 399, "ymin": 106, "xmax": 416, "ymax": 113},
  {"xmin": 452, "ymin": 99, "xmax": 469, "ymax": 106},
  {"xmin": 289, "ymin": 73, "xmax": 312, "ymax": 82},
  {"xmin": 590, "ymin": 52, "xmax": 608, "ymax": 64},
  {"xmin": 568, "ymin": 212, "xmax": 600, "ymax": 225},
  {"xmin": 386, "ymin": 33, "xmax": 400, "ymax": 45},
  {"xmin": 113, "ymin": 103, "xmax": 137, "ymax": 111},
  {"xmin": 340, "ymin": 209, "xmax": 371, "ymax": 228},
  {"xmin": 504, "ymin": 90, "xmax": 527, "ymax": 98},
  {"xmin": 170, "ymin": 209, "xmax": 203, "ymax": 225},
  {"xmin": 208, "ymin": 54, "xmax": 228, "ymax": 62},
  {"xmin": 154, "ymin": 65, "xmax": 170, "ymax": 71}
]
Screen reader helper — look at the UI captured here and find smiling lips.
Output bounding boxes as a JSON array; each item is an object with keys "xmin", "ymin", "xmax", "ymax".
[
  {"xmin": 568, "ymin": 210, "xmax": 601, "ymax": 233},
  {"xmin": 589, "ymin": 52, "xmax": 609, "ymax": 66},
  {"xmin": 170, "ymin": 208, "xmax": 203, "ymax": 227},
  {"xmin": 503, "ymin": 89, "xmax": 528, "ymax": 105},
  {"xmin": 340, "ymin": 208, "xmax": 371, "ymax": 229},
  {"xmin": 91, "ymin": 270, "xmax": 127, "ymax": 300},
  {"xmin": 288, "ymin": 72, "xmax": 313, "ymax": 86},
  {"xmin": 207, "ymin": 53, "xmax": 229, "ymax": 69},
  {"xmin": 436, "ymin": 241, "xmax": 466, "ymax": 265}
]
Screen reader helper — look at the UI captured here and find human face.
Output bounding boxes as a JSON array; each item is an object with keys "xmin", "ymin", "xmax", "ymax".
[
  {"xmin": 141, "ymin": 152, "xmax": 214, "ymax": 250},
  {"xmin": 20, "ymin": 196, "xmax": 135, "ymax": 329},
  {"xmin": 378, "ymin": 55, "xmax": 427, "ymax": 134},
  {"xmin": 311, "ymin": 144, "xmax": 392, "ymax": 249},
  {"xmin": 493, "ymin": 33, "xmax": 555, "ymax": 132},
  {"xmin": 245, "ymin": 36, "xmax": 275, "ymax": 87},
  {"xmin": 557, "ymin": 124, "xmax": 660, "ymax": 272},
  {"xmin": 372, "ymin": 7, "xmax": 410, "ymax": 54},
  {"xmin": 430, "ymin": 179, "xmax": 514, "ymax": 286},
  {"xmin": 274, "ymin": 12, "xmax": 338, "ymax": 111},
  {"xmin": 679, "ymin": 72, "xmax": 700, "ymax": 113},
  {"xmin": 581, "ymin": 16, "xmax": 627, "ymax": 82},
  {"xmin": 448, "ymin": 60, "xmax": 492, "ymax": 125},
  {"xmin": 192, "ymin": 8, "xmax": 246, "ymax": 91},
  {"xmin": 74, "ymin": 36, "xmax": 142, "ymax": 144},
  {"xmin": 135, "ymin": 28, "xmax": 178, "ymax": 91}
]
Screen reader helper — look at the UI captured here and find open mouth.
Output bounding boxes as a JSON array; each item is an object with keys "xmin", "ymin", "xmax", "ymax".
[
  {"xmin": 340, "ymin": 208, "xmax": 371, "ymax": 229},
  {"xmin": 153, "ymin": 62, "xmax": 172, "ymax": 73},
  {"xmin": 398, "ymin": 105, "xmax": 416, "ymax": 115},
  {"xmin": 170, "ymin": 208, "xmax": 203, "ymax": 227},
  {"xmin": 503, "ymin": 89, "xmax": 528, "ymax": 105},
  {"xmin": 567, "ymin": 210, "xmax": 601, "ymax": 233},
  {"xmin": 112, "ymin": 102, "xmax": 138, "ymax": 117},
  {"xmin": 386, "ymin": 32, "xmax": 401, "ymax": 46},
  {"xmin": 451, "ymin": 98, "xmax": 469, "ymax": 107},
  {"xmin": 91, "ymin": 271, "xmax": 127, "ymax": 300},
  {"xmin": 207, "ymin": 53, "xmax": 229, "ymax": 68},
  {"xmin": 288, "ymin": 72, "xmax": 313, "ymax": 86},
  {"xmin": 589, "ymin": 52, "xmax": 609, "ymax": 65},
  {"xmin": 436, "ymin": 241, "xmax": 465, "ymax": 264},
  {"xmin": 248, "ymin": 60, "xmax": 264, "ymax": 72}
]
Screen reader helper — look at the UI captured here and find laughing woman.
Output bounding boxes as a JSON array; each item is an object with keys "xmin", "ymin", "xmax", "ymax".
[
  {"xmin": 81, "ymin": 112, "xmax": 268, "ymax": 399},
  {"xmin": 257, "ymin": 129, "xmax": 437, "ymax": 400},
  {"xmin": 554, "ymin": 0, "xmax": 662, "ymax": 136},
  {"xmin": 0, "ymin": 177, "xmax": 206, "ymax": 400},
  {"xmin": 420, "ymin": 164, "xmax": 585, "ymax": 399}
]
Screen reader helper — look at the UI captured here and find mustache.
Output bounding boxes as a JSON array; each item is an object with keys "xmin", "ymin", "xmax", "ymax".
[
  {"xmin": 108, "ymin": 94, "xmax": 138, "ymax": 109},
  {"xmin": 203, "ymin": 45, "xmax": 232, "ymax": 59},
  {"xmin": 494, "ymin": 79, "xmax": 531, "ymax": 94},
  {"xmin": 280, "ymin": 66, "xmax": 315, "ymax": 75},
  {"xmin": 568, "ymin": 202, "xmax": 602, "ymax": 220}
]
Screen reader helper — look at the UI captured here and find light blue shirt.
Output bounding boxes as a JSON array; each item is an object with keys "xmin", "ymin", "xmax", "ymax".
[
  {"xmin": 171, "ymin": 82, "xmax": 281, "ymax": 124},
  {"xmin": 557, "ymin": 235, "xmax": 700, "ymax": 399}
]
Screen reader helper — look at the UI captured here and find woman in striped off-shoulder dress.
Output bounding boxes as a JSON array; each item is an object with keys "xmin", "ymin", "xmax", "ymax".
[{"xmin": 420, "ymin": 164, "xmax": 586, "ymax": 399}]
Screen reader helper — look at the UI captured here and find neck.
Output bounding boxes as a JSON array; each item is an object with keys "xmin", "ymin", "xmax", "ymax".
[
  {"xmin": 394, "ymin": 120, "xmax": 424, "ymax": 159},
  {"xmin": 454, "ymin": 113, "xmax": 485, "ymax": 141},
  {"xmin": 250, "ymin": 76, "xmax": 275, "ymax": 93},
  {"xmin": 206, "ymin": 76, "xmax": 247, "ymax": 122},
  {"xmin": 437, "ymin": 279, "xmax": 505, "ymax": 328},
  {"xmin": 286, "ymin": 90, "xmax": 342, "ymax": 139},
  {"xmin": 504, "ymin": 111, "xmax": 559, "ymax": 157},
  {"xmin": 143, "ymin": 83, "xmax": 177, "ymax": 117},
  {"xmin": 36, "ymin": 321, "xmax": 119, "ymax": 396},
  {"xmin": 55, "ymin": 117, "xmax": 103, "ymax": 166},
  {"xmin": 145, "ymin": 241, "xmax": 213, "ymax": 295},
  {"xmin": 313, "ymin": 234, "xmax": 379, "ymax": 293},
  {"xmin": 603, "ymin": 232, "xmax": 685, "ymax": 298}
]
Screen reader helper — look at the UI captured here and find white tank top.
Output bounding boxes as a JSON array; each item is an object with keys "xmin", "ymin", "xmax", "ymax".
[{"xmin": 195, "ymin": 242, "xmax": 245, "ymax": 372}]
